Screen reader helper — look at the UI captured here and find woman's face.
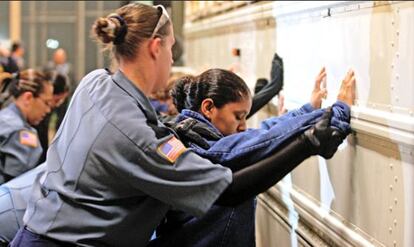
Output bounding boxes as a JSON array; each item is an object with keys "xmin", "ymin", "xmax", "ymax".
[
  {"xmin": 207, "ymin": 97, "xmax": 252, "ymax": 136},
  {"xmin": 27, "ymin": 84, "xmax": 53, "ymax": 125}
]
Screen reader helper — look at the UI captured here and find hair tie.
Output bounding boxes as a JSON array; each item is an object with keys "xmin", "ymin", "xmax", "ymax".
[{"xmin": 109, "ymin": 15, "xmax": 128, "ymax": 45}]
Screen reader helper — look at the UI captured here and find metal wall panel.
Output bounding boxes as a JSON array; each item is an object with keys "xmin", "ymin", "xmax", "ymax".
[{"xmin": 183, "ymin": 1, "xmax": 414, "ymax": 246}]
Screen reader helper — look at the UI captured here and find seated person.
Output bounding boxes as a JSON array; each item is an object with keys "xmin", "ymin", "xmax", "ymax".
[
  {"xmin": 0, "ymin": 70, "xmax": 53, "ymax": 184},
  {"xmin": 149, "ymin": 67, "xmax": 354, "ymax": 247}
]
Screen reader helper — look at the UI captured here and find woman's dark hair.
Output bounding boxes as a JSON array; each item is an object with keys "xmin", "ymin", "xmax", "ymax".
[
  {"xmin": 11, "ymin": 41, "xmax": 22, "ymax": 53},
  {"xmin": 9, "ymin": 69, "xmax": 50, "ymax": 98},
  {"xmin": 53, "ymin": 73, "xmax": 70, "ymax": 95},
  {"xmin": 171, "ymin": 69, "xmax": 251, "ymax": 113},
  {"xmin": 92, "ymin": 3, "xmax": 171, "ymax": 62}
]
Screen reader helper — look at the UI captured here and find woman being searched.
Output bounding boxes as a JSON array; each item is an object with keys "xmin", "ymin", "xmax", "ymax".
[
  {"xmin": 150, "ymin": 67, "xmax": 355, "ymax": 247},
  {"xmin": 11, "ymin": 3, "xmax": 352, "ymax": 247}
]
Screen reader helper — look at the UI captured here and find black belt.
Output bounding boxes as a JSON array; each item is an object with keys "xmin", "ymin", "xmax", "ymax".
[{"xmin": 24, "ymin": 227, "xmax": 78, "ymax": 247}]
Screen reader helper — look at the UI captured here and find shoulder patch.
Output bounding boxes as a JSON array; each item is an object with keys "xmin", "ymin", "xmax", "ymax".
[
  {"xmin": 19, "ymin": 130, "xmax": 38, "ymax": 148},
  {"xmin": 157, "ymin": 136, "xmax": 187, "ymax": 163}
]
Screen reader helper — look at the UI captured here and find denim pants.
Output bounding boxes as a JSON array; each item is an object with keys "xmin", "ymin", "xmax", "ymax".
[
  {"xmin": 149, "ymin": 198, "xmax": 256, "ymax": 247},
  {"xmin": 10, "ymin": 227, "xmax": 76, "ymax": 247}
]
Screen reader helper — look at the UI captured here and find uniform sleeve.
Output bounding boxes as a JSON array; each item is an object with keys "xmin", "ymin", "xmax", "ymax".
[
  {"xmin": 0, "ymin": 130, "xmax": 41, "ymax": 179},
  {"xmin": 94, "ymin": 123, "xmax": 232, "ymax": 217}
]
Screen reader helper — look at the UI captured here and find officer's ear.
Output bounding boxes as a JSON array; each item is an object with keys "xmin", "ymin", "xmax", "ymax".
[
  {"xmin": 200, "ymin": 98, "xmax": 215, "ymax": 120},
  {"xmin": 17, "ymin": 91, "xmax": 34, "ymax": 107},
  {"xmin": 148, "ymin": 37, "xmax": 162, "ymax": 60}
]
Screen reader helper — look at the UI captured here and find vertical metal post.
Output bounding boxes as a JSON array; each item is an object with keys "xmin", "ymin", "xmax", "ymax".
[
  {"xmin": 77, "ymin": 1, "xmax": 85, "ymax": 82},
  {"xmin": 9, "ymin": 1, "xmax": 21, "ymax": 42}
]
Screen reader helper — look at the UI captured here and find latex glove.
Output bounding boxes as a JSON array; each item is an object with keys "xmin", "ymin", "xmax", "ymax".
[
  {"xmin": 166, "ymin": 118, "xmax": 221, "ymax": 149},
  {"xmin": 303, "ymin": 107, "xmax": 346, "ymax": 159}
]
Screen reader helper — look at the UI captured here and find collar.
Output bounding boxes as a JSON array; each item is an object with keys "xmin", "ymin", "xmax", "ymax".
[
  {"xmin": 111, "ymin": 70, "xmax": 159, "ymax": 124},
  {"xmin": 177, "ymin": 109, "xmax": 223, "ymax": 136},
  {"xmin": 9, "ymin": 102, "xmax": 31, "ymax": 128}
]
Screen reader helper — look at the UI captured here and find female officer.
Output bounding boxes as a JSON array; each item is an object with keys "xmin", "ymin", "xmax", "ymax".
[
  {"xmin": 150, "ymin": 68, "xmax": 354, "ymax": 247},
  {"xmin": 11, "ymin": 3, "xmax": 349, "ymax": 247},
  {"xmin": 0, "ymin": 69, "xmax": 53, "ymax": 184}
]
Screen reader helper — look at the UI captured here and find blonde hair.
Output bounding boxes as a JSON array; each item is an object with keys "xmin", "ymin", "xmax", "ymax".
[{"xmin": 92, "ymin": 3, "xmax": 171, "ymax": 62}]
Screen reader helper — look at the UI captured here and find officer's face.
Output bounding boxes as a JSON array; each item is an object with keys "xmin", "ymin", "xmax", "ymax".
[
  {"xmin": 156, "ymin": 25, "xmax": 175, "ymax": 92},
  {"xmin": 208, "ymin": 97, "xmax": 252, "ymax": 136},
  {"xmin": 28, "ymin": 84, "xmax": 53, "ymax": 125}
]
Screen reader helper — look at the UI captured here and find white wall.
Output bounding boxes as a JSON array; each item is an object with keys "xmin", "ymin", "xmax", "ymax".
[{"xmin": 184, "ymin": 1, "xmax": 414, "ymax": 246}]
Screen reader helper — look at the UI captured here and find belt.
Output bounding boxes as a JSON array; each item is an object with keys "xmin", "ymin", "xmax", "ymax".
[{"xmin": 24, "ymin": 226, "xmax": 78, "ymax": 247}]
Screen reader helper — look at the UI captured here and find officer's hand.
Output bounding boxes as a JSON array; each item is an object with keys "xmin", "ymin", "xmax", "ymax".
[
  {"xmin": 303, "ymin": 107, "xmax": 346, "ymax": 159},
  {"xmin": 166, "ymin": 118, "xmax": 221, "ymax": 149}
]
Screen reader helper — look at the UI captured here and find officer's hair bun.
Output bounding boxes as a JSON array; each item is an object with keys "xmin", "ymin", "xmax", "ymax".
[
  {"xmin": 171, "ymin": 76, "xmax": 195, "ymax": 113},
  {"xmin": 93, "ymin": 17, "xmax": 122, "ymax": 44},
  {"xmin": 9, "ymin": 69, "xmax": 50, "ymax": 98}
]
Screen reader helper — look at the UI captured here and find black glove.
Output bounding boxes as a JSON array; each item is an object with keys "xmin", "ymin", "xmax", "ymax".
[
  {"xmin": 165, "ymin": 118, "xmax": 221, "ymax": 149},
  {"xmin": 303, "ymin": 107, "xmax": 346, "ymax": 159}
]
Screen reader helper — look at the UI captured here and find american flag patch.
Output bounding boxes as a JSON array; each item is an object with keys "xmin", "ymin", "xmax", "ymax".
[
  {"xmin": 19, "ymin": 130, "xmax": 38, "ymax": 148},
  {"xmin": 157, "ymin": 136, "xmax": 187, "ymax": 163}
]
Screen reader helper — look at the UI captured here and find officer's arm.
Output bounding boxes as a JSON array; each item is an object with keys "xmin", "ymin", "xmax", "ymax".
[
  {"xmin": 164, "ymin": 118, "xmax": 221, "ymax": 149},
  {"xmin": 247, "ymin": 53, "xmax": 284, "ymax": 119},
  {"xmin": 1, "ymin": 131, "xmax": 39, "ymax": 182},
  {"xmin": 216, "ymin": 108, "xmax": 346, "ymax": 206}
]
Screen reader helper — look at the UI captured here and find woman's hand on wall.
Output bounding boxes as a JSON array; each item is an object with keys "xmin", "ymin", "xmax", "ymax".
[
  {"xmin": 310, "ymin": 67, "xmax": 327, "ymax": 109},
  {"xmin": 337, "ymin": 69, "xmax": 356, "ymax": 106}
]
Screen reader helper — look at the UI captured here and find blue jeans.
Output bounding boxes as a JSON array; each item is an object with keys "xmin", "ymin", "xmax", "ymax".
[
  {"xmin": 149, "ymin": 199, "xmax": 256, "ymax": 247},
  {"xmin": 10, "ymin": 227, "xmax": 75, "ymax": 247}
]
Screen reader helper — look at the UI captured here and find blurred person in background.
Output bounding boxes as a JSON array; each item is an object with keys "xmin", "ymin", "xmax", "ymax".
[
  {"xmin": 0, "ymin": 45, "xmax": 18, "ymax": 74},
  {"xmin": 44, "ymin": 48, "xmax": 74, "ymax": 131},
  {"xmin": 34, "ymin": 73, "xmax": 70, "ymax": 165},
  {"xmin": 10, "ymin": 42, "xmax": 25, "ymax": 71}
]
